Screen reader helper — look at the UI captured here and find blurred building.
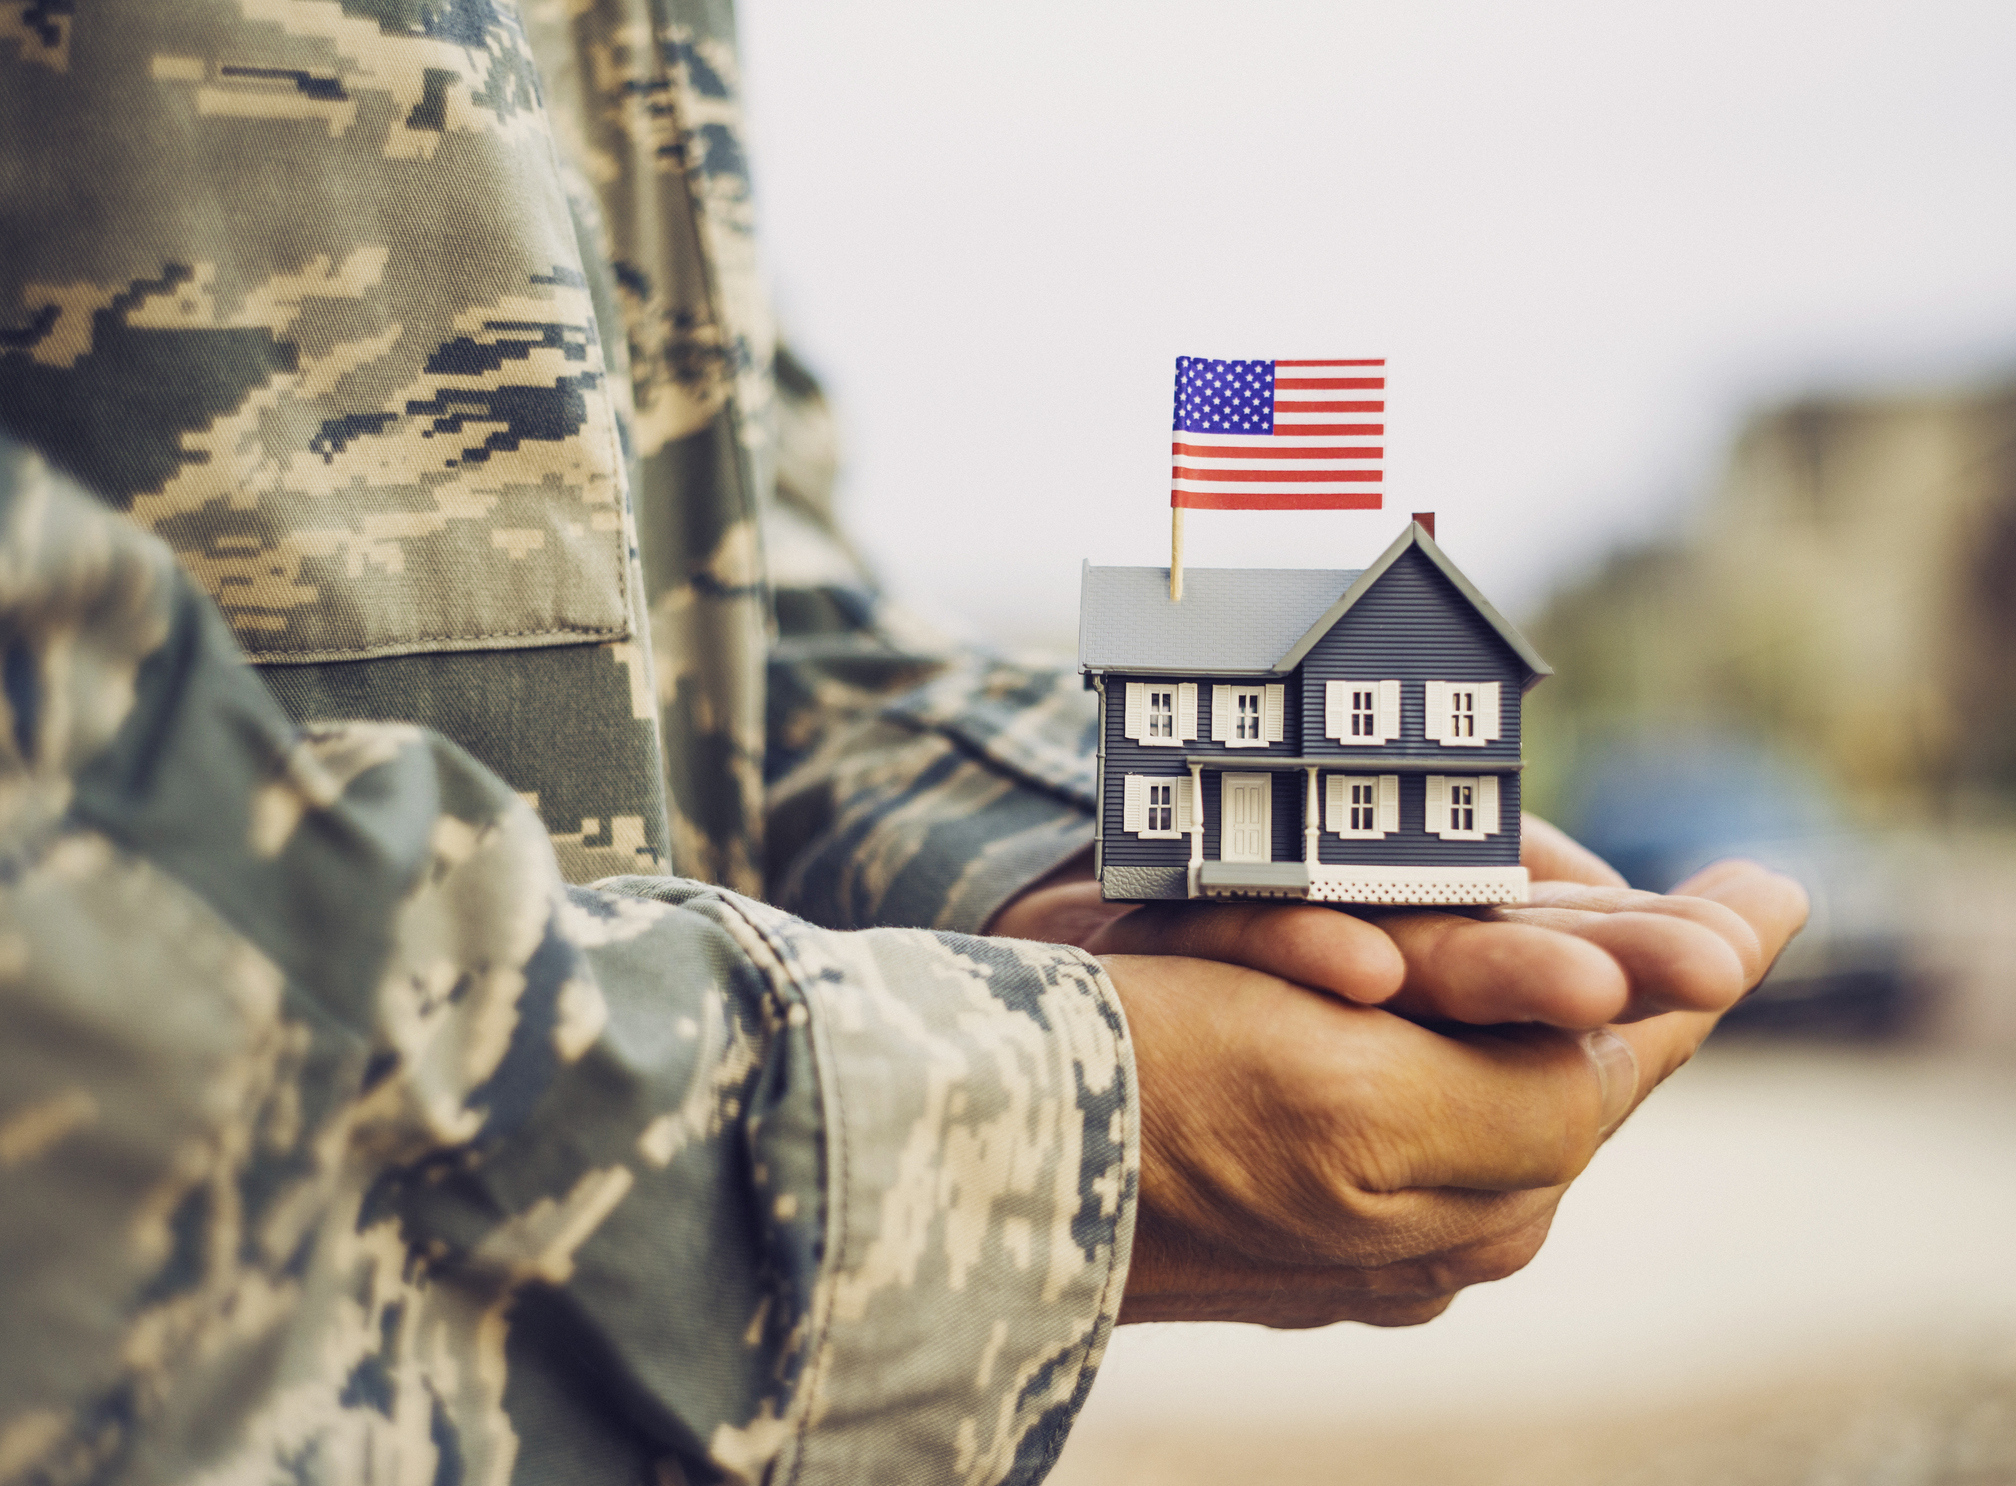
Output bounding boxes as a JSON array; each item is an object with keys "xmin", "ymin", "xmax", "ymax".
[{"xmin": 1528, "ymin": 382, "xmax": 2016, "ymax": 820}]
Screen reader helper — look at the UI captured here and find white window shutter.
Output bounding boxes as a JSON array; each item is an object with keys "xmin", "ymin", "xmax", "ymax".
[
  {"xmin": 1377, "ymin": 774, "xmax": 1400, "ymax": 833},
  {"xmin": 1377, "ymin": 679, "xmax": 1401, "ymax": 744},
  {"xmin": 1175, "ymin": 775, "xmax": 1195, "ymax": 831},
  {"xmin": 1212, "ymin": 684, "xmax": 1231, "ymax": 742},
  {"xmin": 1424, "ymin": 774, "xmax": 1446, "ymax": 835},
  {"xmin": 1177, "ymin": 682, "xmax": 1199, "ymax": 741},
  {"xmin": 1262, "ymin": 684, "xmax": 1285, "ymax": 742},
  {"xmin": 1123, "ymin": 774, "xmax": 1146, "ymax": 833},
  {"xmin": 1325, "ymin": 774, "xmax": 1345, "ymax": 832},
  {"xmin": 1423, "ymin": 681, "xmax": 1446, "ymax": 741},
  {"xmin": 1477, "ymin": 681, "xmax": 1503, "ymax": 743},
  {"xmin": 1324, "ymin": 680, "xmax": 1347, "ymax": 742},
  {"xmin": 1479, "ymin": 773, "xmax": 1500, "ymax": 834},
  {"xmin": 1124, "ymin": 682, "xmax": 1146, "ymax": 742}
]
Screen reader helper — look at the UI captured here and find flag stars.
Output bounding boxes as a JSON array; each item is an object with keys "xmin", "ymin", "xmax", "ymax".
[{"xmin": 1173, "ymin": 356, "xmax": 1274, "ymax": 434}]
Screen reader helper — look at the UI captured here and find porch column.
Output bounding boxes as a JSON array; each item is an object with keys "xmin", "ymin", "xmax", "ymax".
[
  {"xmin": 1187, "ymin": 761, "xmax": 1205, "ymax": 896},
  {"xmin": 1303, "ymin": 765, "xmax": 1320, "ymax": 867}
]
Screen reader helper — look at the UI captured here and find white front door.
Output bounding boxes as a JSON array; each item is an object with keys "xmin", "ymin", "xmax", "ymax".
[{"xmin": 1221, "ymin": 773, "xmax": 1271, "ymax": 862}]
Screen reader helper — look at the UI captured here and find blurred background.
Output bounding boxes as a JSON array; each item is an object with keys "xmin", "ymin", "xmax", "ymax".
[{"xmin": 737, "ymin": 1, "xmax": 2016, "ymax": 1479}]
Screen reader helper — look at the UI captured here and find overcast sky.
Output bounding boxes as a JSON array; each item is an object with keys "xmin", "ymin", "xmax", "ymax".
[{"xmin": 737, "ymin": 0, "xmax": 2016, "ymax": 643}]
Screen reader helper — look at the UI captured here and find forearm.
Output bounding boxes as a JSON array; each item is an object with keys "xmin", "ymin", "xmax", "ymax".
[
  {"xmin": 766, "ymin": 686, "xmax": 1097, "ymax": 932},
  {"xmin": 761, "ymin": 501, "xmax": 1100, "ymax": 933}
]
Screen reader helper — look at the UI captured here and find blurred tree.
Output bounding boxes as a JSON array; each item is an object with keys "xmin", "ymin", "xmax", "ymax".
[{"xmin": 1526, "ymin": 385, "xmax": 2016, "ymax": 823}]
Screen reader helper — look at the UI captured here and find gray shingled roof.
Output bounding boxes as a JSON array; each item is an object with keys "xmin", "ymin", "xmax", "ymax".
[
  {"xmin": 1077, "ymin": 565, "xmax": 1360, "ymax": 675},
  {"xmin": 1077, "ymin": 523, "xmax": 1553, "ymax": 681}
]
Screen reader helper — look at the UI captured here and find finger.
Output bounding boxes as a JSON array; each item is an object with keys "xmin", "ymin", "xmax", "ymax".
[
  {"xmin": 1372, "ymin": 910, "xmax": 1632, "ymax": 1029},
  {"xmin": 1560, "ymin": 912, "xmax": 1748, "ymax": 1020},
  {"xmin": 1526, "ymin": 861, "xmax": 1807, "ymax": 989},
  {"xmin": 1094, "ymin": 900, "xmax": 1407, "ymax": 1005},
  {"xmin": 1120, "ymin": 1214, "xmax": 1552, "ymax": 1328},
  {"xmin": 1480, "ymin": 865, "xmax": 1805, "ymax": 1021},
  {"xmin": 1499, "ymin": 901, "xmax": 1752, "ymax": 1019},
  {"xmin": 1521, "ymin": 813, "xmax": 1629, "ymax": 887},
  {"xmin": 1669, "ymin": 858, "xmax": 1811, "ymax": 983},
  {"xmin": 1121, "ymin": 1180, "xmax": 1562, "ymax": 1325}
]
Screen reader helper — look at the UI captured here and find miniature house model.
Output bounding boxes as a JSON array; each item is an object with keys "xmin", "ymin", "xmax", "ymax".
[{"xmin": 1079, "ymin": 520, "xmax": 1551, "ymax": 904}]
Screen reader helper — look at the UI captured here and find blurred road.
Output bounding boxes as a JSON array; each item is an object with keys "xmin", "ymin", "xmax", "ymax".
[{"xmin": 1051, "ymin": 1041, "xmax": 2016, "ymax": 1485}]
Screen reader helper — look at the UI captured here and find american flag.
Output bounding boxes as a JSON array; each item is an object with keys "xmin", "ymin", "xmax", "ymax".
[{"xmin": 1170, "ymin": 357, "xmax": 1383, "ymax": 509}]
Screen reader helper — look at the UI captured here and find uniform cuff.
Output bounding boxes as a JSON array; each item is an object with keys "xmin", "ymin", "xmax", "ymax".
[{"xmin": 711, "ymin": 895, "xmax": 1137, "ymax": 1486}]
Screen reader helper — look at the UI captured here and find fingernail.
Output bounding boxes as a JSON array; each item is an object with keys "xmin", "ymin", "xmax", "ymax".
[{"xmin": 1579, "ymin": 1028, "xmax": 1639, "ymax": 1137}]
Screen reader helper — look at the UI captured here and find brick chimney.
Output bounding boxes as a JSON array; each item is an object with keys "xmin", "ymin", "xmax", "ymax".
[{"xmin": 1411, "ymin": 511, "xmax": 1436, "ymax": 539}]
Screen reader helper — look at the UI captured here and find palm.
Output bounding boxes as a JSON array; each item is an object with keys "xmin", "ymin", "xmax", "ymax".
[{"xmin": 991, "ymin": 816, "xmax": 1805, "ymax": 1031}]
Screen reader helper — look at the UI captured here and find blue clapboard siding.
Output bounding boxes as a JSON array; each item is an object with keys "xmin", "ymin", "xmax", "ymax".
[
  {"xmin": 1298, "ymin": 546, "xmax": 1525, "ymax": 764},
  {"xmin": 1097, "ymin": 674, "xmax": 1308, "ymax": 868},
  {"xmin": 1313, "ymin": 770, "xmax": 1521, "ymax": 866},
  {"xmin": 1272, "ymin": 770, "xmax": 1304, "ymax": 860}
]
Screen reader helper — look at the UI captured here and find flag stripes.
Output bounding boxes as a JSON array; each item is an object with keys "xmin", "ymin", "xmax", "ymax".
[{"xmin": 1171, "ymin": 356, "xmax": 1384, "ymax": 509}]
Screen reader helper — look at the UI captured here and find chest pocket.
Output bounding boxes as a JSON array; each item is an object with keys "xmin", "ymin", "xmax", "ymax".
[{"xmin": 127, "ymin": 283, "xmax": 632, "ymax": 665}]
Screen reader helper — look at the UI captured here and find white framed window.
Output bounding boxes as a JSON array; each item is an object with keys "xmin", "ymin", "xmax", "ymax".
[
  {"xmin": 1423, "ymin": 681, "xmax": 1502, "ymax": 748},
  {"xmin": 1123, "ymin": 773, "xmax": 1194, "ymax": 839},
  {"xmin": 1325, "ymin": 773, "xmax": 1399, "ymax": 838},
  {"xmin": 1323, "ymin": 679, "xmax": 1400, "ymax": 745},
  {"xmin": 1212, "ymin": 683, "xmax": 1285, "ymax": 747},
  {"xmin": 1123, "ymin": 681, "xmax": 1198, "ymax": 747},
  {"xmin": 1423, "ymin": 774, "xmax": 1502, "ymax": 840},
  {"xmin": 1349, "ymin": 690, "xmax": 1376, "ymax": 738},
  {"xmin": 1449, "ymin": 778, "xmax": 1475, "ymax": 830},
  {"xmin": 1149, "ymin": 780, "xmax": 1173, "ymax": 830}
]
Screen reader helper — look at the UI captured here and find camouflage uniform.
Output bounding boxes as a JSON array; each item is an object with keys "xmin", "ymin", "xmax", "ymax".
[{"xmin": 0, "ymin": 3, "xmax": 1129, "ymax": 1483}]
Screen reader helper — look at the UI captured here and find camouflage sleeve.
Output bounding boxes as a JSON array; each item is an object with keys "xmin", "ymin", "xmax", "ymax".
[
  {"xmin": 512, "ymin": 0, "xmax": 1100, "ymax": 926},
  {"xmin": 760, "ymin": 354, "xmax": 1100, "ymax": 934},
  {"xmin": 0, "ymin": 442, "xmax": 1136, "ymax": 1486}
]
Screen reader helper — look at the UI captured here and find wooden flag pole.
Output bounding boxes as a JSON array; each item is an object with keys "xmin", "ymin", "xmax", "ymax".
[{"xmin": 1170, "ymin": 506, "xmax": 1185, "ymax": 601}]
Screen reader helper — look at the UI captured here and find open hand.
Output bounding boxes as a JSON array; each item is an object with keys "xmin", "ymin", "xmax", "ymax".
[
  {"xmin": 989, "ymin": 817, "xmax": 1808, "ymax": 1328},
  {"xmin": 990, "ymin": 816, "xmax": 1806, "ymax": 1030},
  {"xmin": 1103, "ymin": 947, "xmax": 1723, "ymax": 1327}
]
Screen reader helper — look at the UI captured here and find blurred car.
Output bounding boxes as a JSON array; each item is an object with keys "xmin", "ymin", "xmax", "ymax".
[{"xmin": 1555, "ymin": 734, "xmax": 1921, "ymax": 1037}]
